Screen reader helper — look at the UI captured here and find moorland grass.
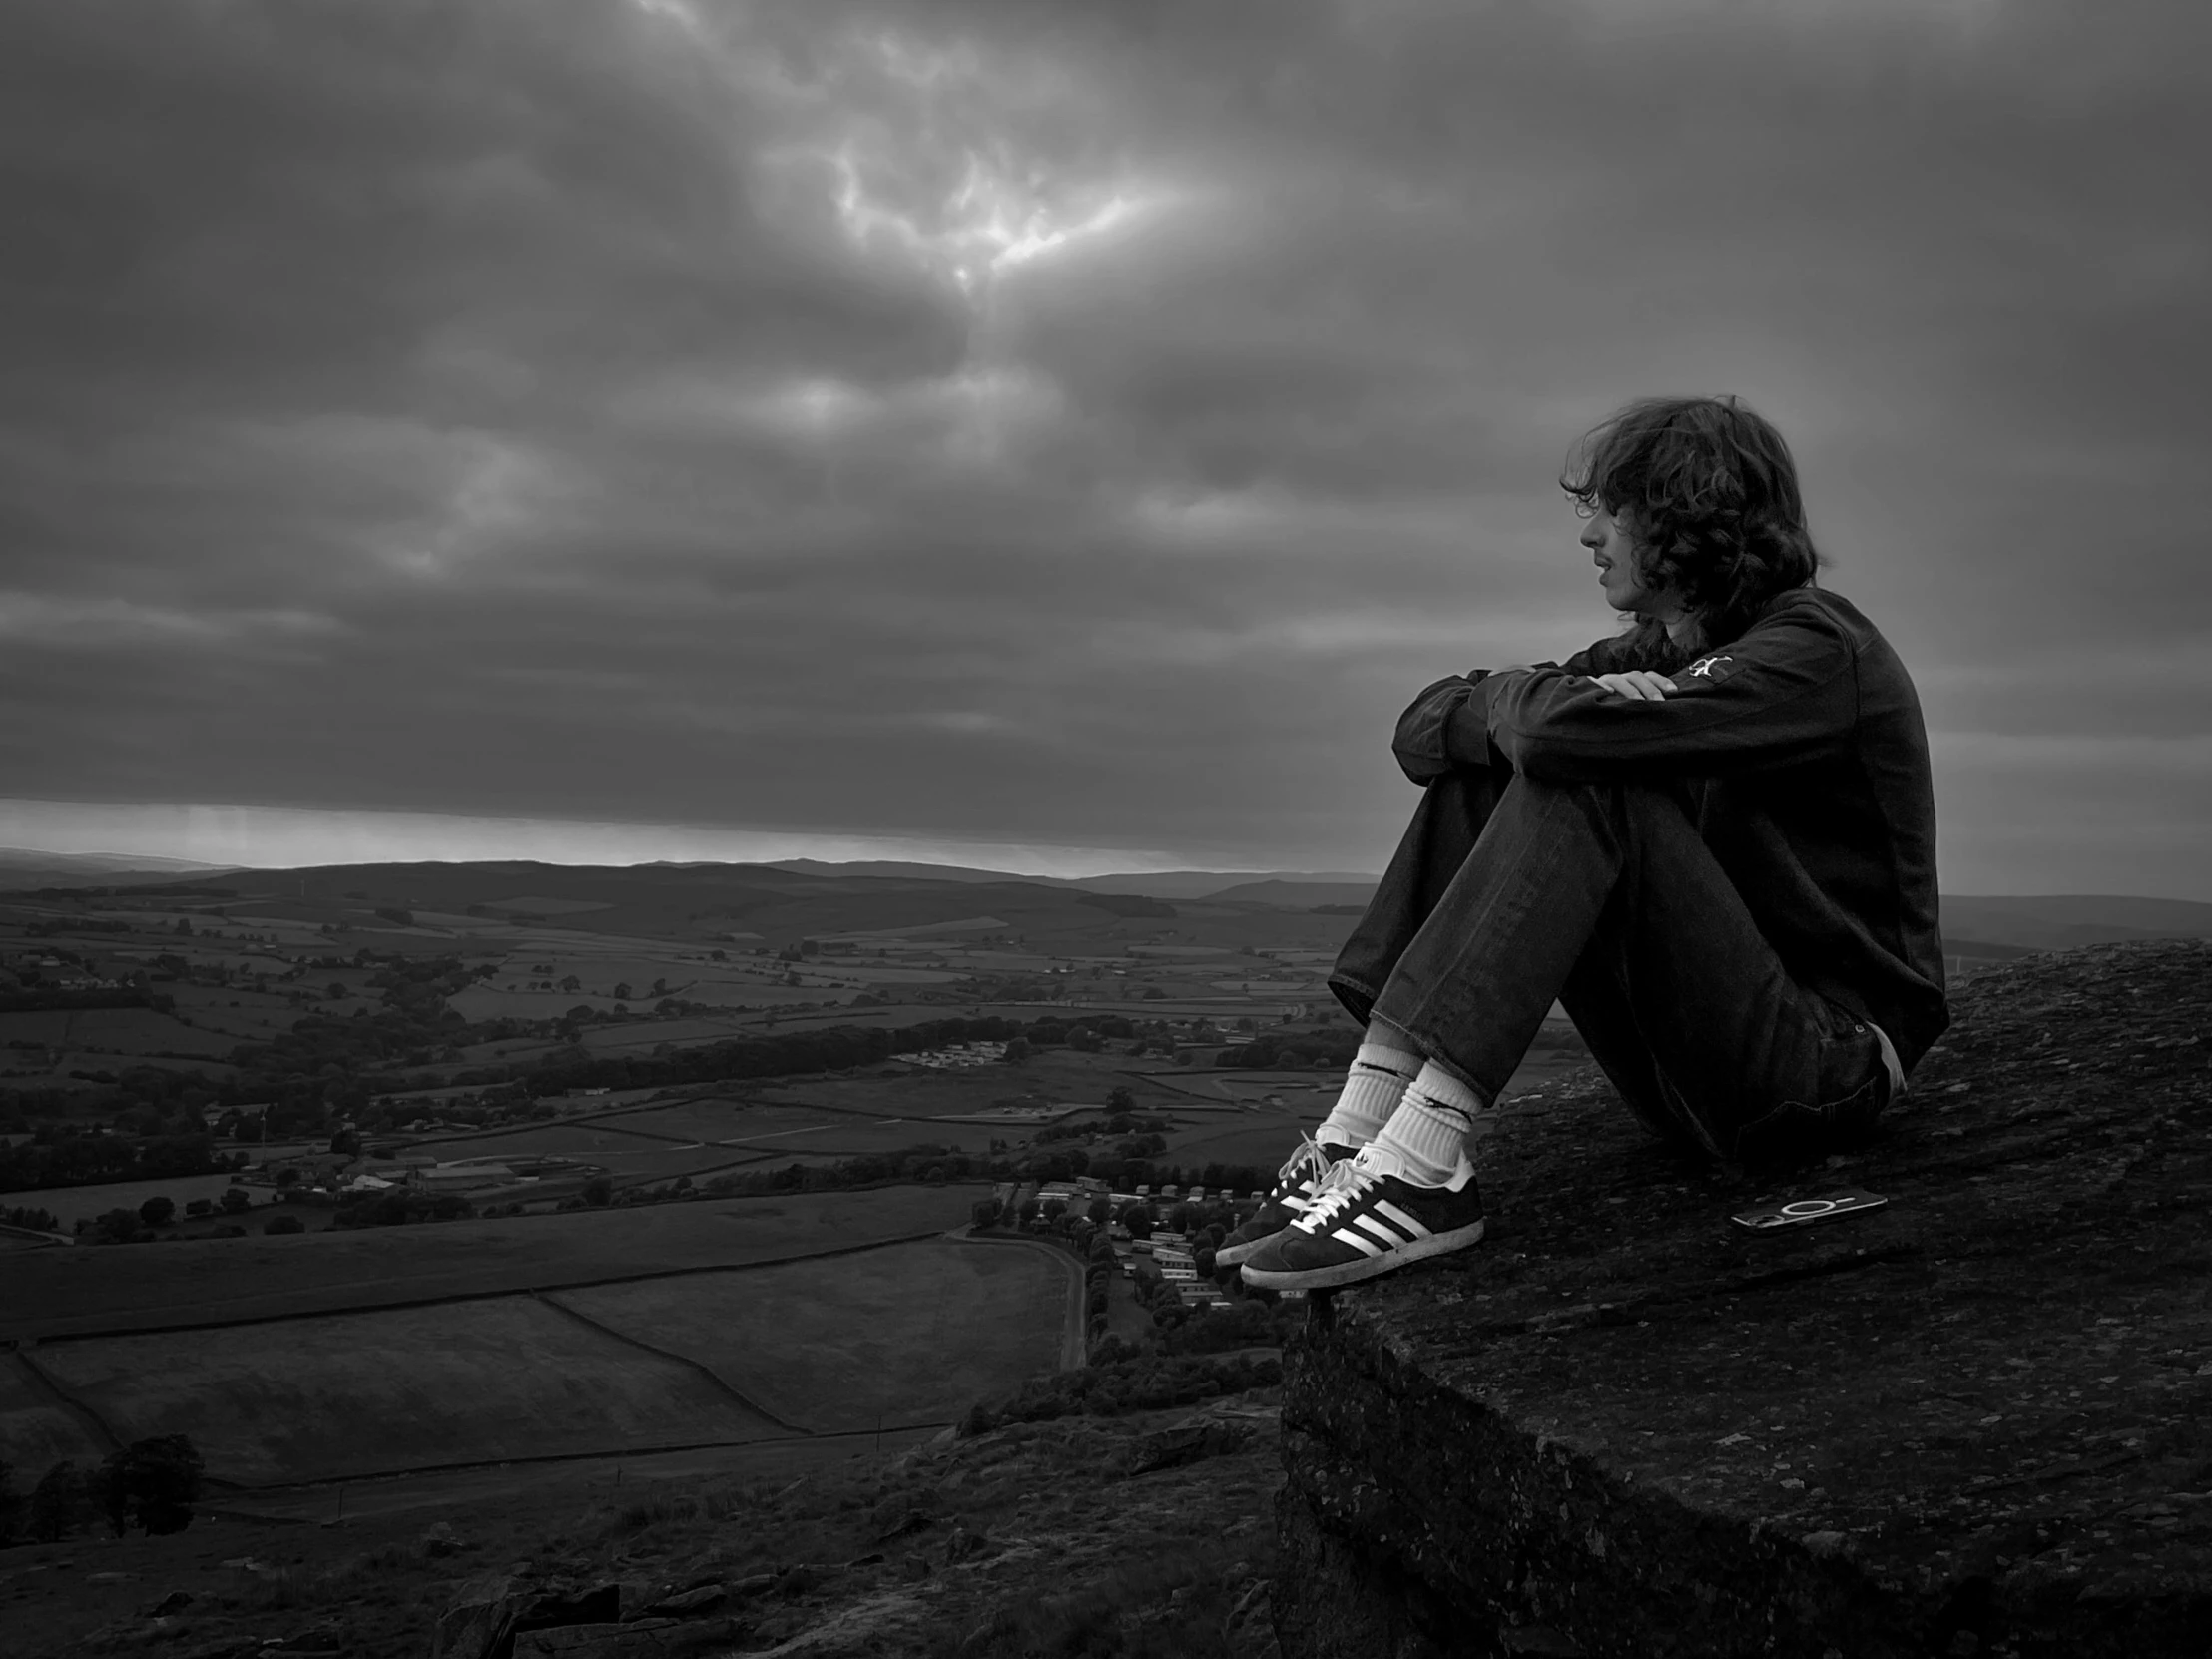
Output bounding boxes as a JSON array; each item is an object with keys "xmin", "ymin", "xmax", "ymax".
[
  {"xmin": 0, "ymin": 1183, "xmax": 982, "ymax": 1341},
  {"xmin": 553, "ymin": 1236, "xmax": 1067, "ymax": 1431}
]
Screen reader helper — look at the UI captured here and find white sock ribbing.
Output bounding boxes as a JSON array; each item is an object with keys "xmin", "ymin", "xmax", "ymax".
[
  {"xmin": 1371, "ymin": 1062, "xmax": 1489, "ymax": 1186},
  {"xmin": 1317, "ymin": 1034, "xmax": 1424, "ymax": 1149}
]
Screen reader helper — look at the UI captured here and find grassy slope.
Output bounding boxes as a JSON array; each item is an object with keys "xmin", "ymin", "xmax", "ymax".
[
  {"xmin": 1, "ymin": 1186, "xmax": 978, "ymax": 1341},
  {"xmin": 0, "ymin": 1385, "xmax": 1285, "ymax": 1659},
  {"xmin": 552, "ymin": 1238, "xmax": 1067, "ymax": 1433},
  {"xmin": 32, "ymin": 1298, "xmax": 781, "ymax": 1486}
]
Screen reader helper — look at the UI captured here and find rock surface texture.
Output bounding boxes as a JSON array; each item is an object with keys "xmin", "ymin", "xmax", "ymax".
[{"xmin": 1276, "ymin": 940, "xmax": 2211, "ymax": 1659}]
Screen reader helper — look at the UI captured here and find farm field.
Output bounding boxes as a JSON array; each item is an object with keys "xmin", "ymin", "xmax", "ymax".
[
  {"xmin": 4, "ymin": 1233, "xmax": 1069, "ymax": 1488},
  {"xmin": 553, "ymin": 1236, "xmax": 1066, "ymax": 1432},
  {"xmin": 31, "ymin": 1296, "xmax": 781, "ymax": 1486},
  {"xmin": 0, "ymin": 1005, "xmax": 238, "ymax": 1058},
  {"xmin": 0, "ymin": 1184, "xmax": 984, "ymax": 1341},
  {"xmin": 420, "ymin": 1120, "xmax": 706, "ymax": 1160},
  {"xmin": 575, "ymin": 1099, "xmax": 772, "ymax": 1142},
  {"xmin": 1149, "ymin": 1110, "xmax": 1311, "ymax": 1174},
  {"xmin": 743, "ymin": 1050, "xmax": 1174, "ymax": 1119}
]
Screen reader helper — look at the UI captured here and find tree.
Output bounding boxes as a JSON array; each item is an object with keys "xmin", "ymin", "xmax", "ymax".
[
  {"xmin": 1087, "ymin": 1196, "xmax": 1112, "ymax": 1228},
  {"xmin": 276, "ymin": 1167, "xmax": 299, "ymax": 1190},
  {"xmin": 1002, "ymin": 1038, "xmax": 1032, "ymax": 1065},
  {"xmin": 327, "ymin": 982, "xmax": 348, "ymax": 1001},
  {"xmin": 263, "ymin": 1214, "xmax": 305, "ymax": 1235},
  {"xmin": 26, "ymin": 1460, "xmax": 83, "ymax": 1543},
  {"xmin": 582, "ymin": 1175, "xmax": 614, "ymax": 1207},
  {"xmin": 219, "ymin": 1187, "xmax": 252, "ymax": 1215},
  {"xmin": 1123, "ymin": 1203, "xmax": 1155, "ymax": 1240},
  {"xmin": 0, "ymin": 1459, "xmax": 20, "ymax": 1545},
  {"xmin": 970, "ymin": 1198, "xmax": 1001, "ymax": 1230},
  {"xmin": 1042, "ymin": 1197, "xmax": 1068, "ymax": 1223},
  {"xmin": 612, "ymin": 982, "xmax": 633, "ymax": 1002},
  {"xmin": 137, "ymin": 1195, "xmax": 175, "ymax": 1228},
  {"xmin": 96, "ymin": 1437, "xmax": 203, "ymax": 1536},
  {"xmin": 1105, "ymin": 1086, "xmax": 1135, "ymax": 1114},
  {"xmin": 560, "ymin": 975, "xmax": 582, "ymax": 993}
]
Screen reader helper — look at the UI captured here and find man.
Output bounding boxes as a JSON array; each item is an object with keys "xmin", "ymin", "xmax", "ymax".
[{"xmin": 1227, "ymin": 396, "xmax": 1946, "ymax": 1292}]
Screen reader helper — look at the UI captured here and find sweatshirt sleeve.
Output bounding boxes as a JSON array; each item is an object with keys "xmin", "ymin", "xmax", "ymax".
[
  {"xmin": 1390, "ymin": 637, "xmax": 1635, "ymax": 783},
  {"xmin": 1391, "ymin": 672, "xmax": 1490, "ymax": 783},
  {"xmin": 1485, "ymin": 608, "xmax": 1859, "ymax": 782}
]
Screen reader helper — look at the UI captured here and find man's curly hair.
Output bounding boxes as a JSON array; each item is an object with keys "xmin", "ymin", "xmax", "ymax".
[{"xmin": 1560, "ymin": 396, "xmax": 1822, "ymax": 669}]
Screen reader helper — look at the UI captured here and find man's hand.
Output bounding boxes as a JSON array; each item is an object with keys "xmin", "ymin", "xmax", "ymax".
[{"xmin": 1591, "ymin": 670, "xmax": 1677, "ymax": 702}]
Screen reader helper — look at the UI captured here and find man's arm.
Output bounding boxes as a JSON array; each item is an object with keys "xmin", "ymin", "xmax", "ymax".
[
  {"xmin": 1485, "ymin": 610, "xmax": 1858, "ymax": 782},
  {"xmin": 1390, "ymin": 673, "xmax": 1491, "ymax": 783},
  {"xmin": 1391, "ymin": 638, "xmax": 1637, "ymax": 783}
]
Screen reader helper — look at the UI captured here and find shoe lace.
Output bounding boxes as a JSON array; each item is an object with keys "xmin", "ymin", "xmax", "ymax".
[
  {"xmin": 1274, "ymin": 1133, "xmax": 1331, "ymax": 1191},
  {"xmin": 1297, "ymin": 1154, "xmax": 1381, "ymax": 1231}
]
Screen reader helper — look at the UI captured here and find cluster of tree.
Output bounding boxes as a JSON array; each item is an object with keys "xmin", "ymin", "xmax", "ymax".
[
  {"xmin": 0, "ymin": 1127, "xmax": 238, "ymax": 1194},
  {"xmin": 958, "ymin": 1352, "xmax": 1282, "ymax": 1434},
  {"xmin": 1082, "ymin": 1227, "xmax": 1116, "ymax": 1340},
  {"xmin": 329, "ymin": 1188, "xmax": 474, "ymax": 1230},
  {"xmin": 0, "ymin": 1436, "xmax": 204, "ymax": 1544},
  {"xmin": 80, "ymin": 1185, "xmax": 257, "ymax": 1243},
  {"xmin": 1157, "ymin": 1296, "xmax": 1302, "ymax": 1356},
  {"xmin": 1210, "ymin": 1029, "xmax": 1366, "ymax": 1069},
  {"xmin": 0, "ymin": 1203, "xmax": 60, "ymax": 1232},
  {"xmin": 229, "ymin": 953, "xmax": 497, "ymax": 1125},
  {"xmin": 509, "ymin": 1012, "xmax": 1142, "ymax": 1099},
  {"xmin": 0, "ymin": 984, "xmax": 168, "ymax": 1014}
]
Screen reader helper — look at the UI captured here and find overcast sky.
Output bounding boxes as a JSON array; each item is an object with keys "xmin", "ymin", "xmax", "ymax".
[{"xmin": 1, "ymin": 0, "xmax": 2205, "ymax": 893}]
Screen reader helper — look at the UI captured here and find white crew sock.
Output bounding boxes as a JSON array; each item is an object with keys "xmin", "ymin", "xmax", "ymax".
[
  {"xmin": 1371, "ymin": 1062, "xmax": 1489, "ymax": 1186},
  {"xmin": 1316, "ymin": 1034, "xmax": 1424, "ymax": 1149}
]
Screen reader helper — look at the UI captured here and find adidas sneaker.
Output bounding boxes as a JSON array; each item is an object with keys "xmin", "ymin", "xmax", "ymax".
[
  {"xmin": 1214, "ymin": 1133, "xmax": 1358, "ymax": 1268},
  {"xmin": 1238, "ymin": 1143, "xmax": 1485, "ymax": 1291}
]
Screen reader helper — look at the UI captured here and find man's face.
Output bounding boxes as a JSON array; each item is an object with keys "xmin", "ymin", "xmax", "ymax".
[{"xmin": 1579, "ymin": 504, "xmax": 1663, "ymax": 616}]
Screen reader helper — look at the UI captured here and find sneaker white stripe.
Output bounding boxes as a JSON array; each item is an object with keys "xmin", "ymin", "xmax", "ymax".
[
  {"xmin": 1372, "ymin": 1198, "xmax": 1431, "ymax": 1239},
  {"xmin": 1330, "ymin": 1228, "xmax": 1384, "ymax": 1256},
  {"xmin": 1351, "ymin": 1213, "xmax": 1407, "ymax": 1246}
]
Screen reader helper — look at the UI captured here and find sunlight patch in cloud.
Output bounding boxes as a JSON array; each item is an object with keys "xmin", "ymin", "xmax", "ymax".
[{"xmin": 746, "ymin": 21, "xmax": 1180, "ymax": 302}]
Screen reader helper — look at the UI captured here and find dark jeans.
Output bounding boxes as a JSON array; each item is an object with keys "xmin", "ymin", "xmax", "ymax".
[{"xmin": 1330, "ymin": 769, "xmax": 1893, "ymax": 1165}]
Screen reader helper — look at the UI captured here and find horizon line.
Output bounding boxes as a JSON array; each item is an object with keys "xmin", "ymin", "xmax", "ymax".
[{"xmin": 0, "ymin": 797, "xmax": 1367, "ymax": 884}]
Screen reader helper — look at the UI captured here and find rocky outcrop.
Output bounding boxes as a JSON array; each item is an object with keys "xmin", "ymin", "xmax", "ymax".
[{"xmin": 1276, "ymin": 940, "xmax": 2211, "ymax": 1658}]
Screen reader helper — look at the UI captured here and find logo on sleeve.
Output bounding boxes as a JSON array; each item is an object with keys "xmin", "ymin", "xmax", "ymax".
[{"xmin": 1685, "ymin": 655, "xmax": 1736, "ymax": 680}]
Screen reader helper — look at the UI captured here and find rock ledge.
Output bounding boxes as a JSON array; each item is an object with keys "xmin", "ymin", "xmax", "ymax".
[{"xmin": 1276, "ymin": 941, "xmax": 2211, "ymax": 1658}]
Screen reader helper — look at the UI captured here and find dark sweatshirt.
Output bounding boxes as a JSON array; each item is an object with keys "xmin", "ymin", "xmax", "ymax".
[{"xmin": 1391, "ymin": 586, "xmax": 1949, "ymax": 1070}]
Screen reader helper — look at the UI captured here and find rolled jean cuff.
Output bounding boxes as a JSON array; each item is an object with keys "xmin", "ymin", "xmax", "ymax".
[{"xmin": 1328, "ymin": 973, "xmax": 1383, "ymax": 1028}]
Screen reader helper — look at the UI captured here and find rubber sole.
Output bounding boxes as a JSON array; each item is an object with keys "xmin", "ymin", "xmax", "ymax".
[
  {"xmin": 1213, "ymin": 1228, "xmax": 1286, "ymax": 1268},
  {"xmin": 1237, "ymin": 1218, "xmax": 1487, "ymax": 1291}
]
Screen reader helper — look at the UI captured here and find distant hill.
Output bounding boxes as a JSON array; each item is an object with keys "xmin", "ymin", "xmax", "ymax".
[
  {"xmin": 0, "ymin": 848, "xmax": 240, "ymax": 891},
  {"xmin": 97, "ymin": 857, "xmax": 1371, "ymax": 953},
  {"xmin": 1941, "ymin": 894, "xmax": 2212, "ymax": 953},
  {"xmin": 761, "ymin": 859, "xmax": 1377, "ymax": 901}
]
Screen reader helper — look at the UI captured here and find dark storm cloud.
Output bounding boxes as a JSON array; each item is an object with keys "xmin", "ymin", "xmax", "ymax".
[{"xmin": 1, "ymin": 0, "xmax": 2206, "ymax": 891}]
